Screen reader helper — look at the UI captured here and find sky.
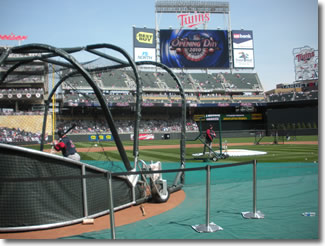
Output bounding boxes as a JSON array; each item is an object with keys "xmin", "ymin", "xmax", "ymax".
[{"xmin": 0, "ymin": 0, "xmax": 320, "ymax": 92}]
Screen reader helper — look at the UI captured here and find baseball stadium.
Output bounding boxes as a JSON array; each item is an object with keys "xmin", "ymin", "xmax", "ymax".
[{"xmin": 0, "ymin": 1, "xmax": 318, "ymax": 240}]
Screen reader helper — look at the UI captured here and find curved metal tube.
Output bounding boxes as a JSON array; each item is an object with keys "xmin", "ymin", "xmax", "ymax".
[
  {"xmin": 85, "ymin": 43, "xmax": 142, "ymax": 168},
  {"xmin": 135, "ymin": 61, "xmax": 186, "ymax": 183},
  {"xmin": 41, "ymin": 43, "xmax": 143, "ymax": 170},
  {"xmin": 0, "ymin": 48, "xmax": 10, "ymax": 65},
  {"xmin": 9, "ymin": 43, "xmax": 133, "ymax": 171}
]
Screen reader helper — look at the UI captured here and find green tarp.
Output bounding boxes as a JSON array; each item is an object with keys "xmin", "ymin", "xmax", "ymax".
[{"xmin": 62, "ymin": 162, "xmax": 318, "ymax": 239}]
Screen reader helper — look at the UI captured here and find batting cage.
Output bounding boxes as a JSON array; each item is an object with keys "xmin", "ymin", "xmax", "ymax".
[
  {"xmin": 188, "ymin": 114, "xmax": 228, "ymax": 162},
  {"xmin": 0, "ymin": 43, "xmax": 186, "ymax": 234}
]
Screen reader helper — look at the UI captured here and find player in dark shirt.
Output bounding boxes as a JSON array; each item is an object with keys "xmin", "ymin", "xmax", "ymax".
[
  {"xmin": 203, "ymin": 124, "xmax": 216, "ymax": 157},
  {"xmin": 53, "ymin": 128, "xmax": 80, "ymax": 161}
]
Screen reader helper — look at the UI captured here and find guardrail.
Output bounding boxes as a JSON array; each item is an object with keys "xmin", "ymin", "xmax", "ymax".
[{"xmin": 111, "ymin": 159, "xmax": 263, "ymax": 236}]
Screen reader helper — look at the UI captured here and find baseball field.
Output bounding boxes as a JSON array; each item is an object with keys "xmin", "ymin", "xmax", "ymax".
[{"xmin": 38, "ymin": 134, "xmax": 318, "ymax": 164}]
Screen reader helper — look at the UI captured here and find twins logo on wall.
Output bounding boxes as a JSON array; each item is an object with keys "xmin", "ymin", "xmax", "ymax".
[
  {"xmin": 160, "ymin": 29, "xmax": 229, "ymax": 68},
  {"xmin": 293, "ymin": 46, "xmax": 318, "ymax": 81}
]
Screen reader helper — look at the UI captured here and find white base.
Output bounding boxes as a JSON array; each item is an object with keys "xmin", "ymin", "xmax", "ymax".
[
  {"xmin": 192, "ymin": 222, "xmax": 223, "ymax": 233},
  {"xmin": 192, "ymin": 149, "xmax": 267, "ymax": 157},
  {"xmin": 241, "ymin": 211, "xmax": 265, "ymax": 219}
]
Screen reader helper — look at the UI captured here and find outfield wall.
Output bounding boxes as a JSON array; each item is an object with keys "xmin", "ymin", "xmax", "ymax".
[{"xmin": 65, "ymin": 128, "xmax": 317, "ymax": 143}]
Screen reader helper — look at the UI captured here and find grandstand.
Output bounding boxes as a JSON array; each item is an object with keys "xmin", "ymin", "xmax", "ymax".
[
  {"xmin": 266, "ymin": 80, "xmax": 318, "ymax": 103},
  {"xmin": 0, "ymin": 50, "xmax": 48, "ymax": 112},
  {"xmin": 58, "ymin": 69, "xmax": 266, "ymax": 105},
  {"xmin": 0, "ymin": 44, "xmax": 318, "ymax": 144}
]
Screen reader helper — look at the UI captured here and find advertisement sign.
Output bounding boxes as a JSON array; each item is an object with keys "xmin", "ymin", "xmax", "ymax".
[
  {"xmin": 222, "ymin": 113, "xmax": 262, "ymax": 120},
  {"xmin": 134, "ymin": 48, "xmax": 156, "ymax": 62},
  {"xmin": 293, "ymin": 46, "xmax": 318, "ymax": 81},
  {"xmin": 233, "ymin": 49, "xmax": 254, "ymax": 68},
  {"xmin": 205, "ymin": 114, "xmax": 221, "ymax": 121},
  {"xmin": 133, "ymin": 27, "xmax": 156, "ymax": 48},
  {"xmin": 232, "ymin": 30, "xmax": 254, "ymax": 69},
  {"xmin": 88, "ymin": 134, "xmax": 114, "ymax": 141},
  {"xmin": 232, "ymin": 30, "xmax": 253, "ymax": 49},
  {"xmin": 130, "ymin": 134, "xmax": 155, "ymax": 140},
  {"xmin": 160, "ymin": 29, "xmax": 229, "ymax": 68},
  {"xmin": 194, "ymin": 113, "xmax": 263, "ymax": 121}
]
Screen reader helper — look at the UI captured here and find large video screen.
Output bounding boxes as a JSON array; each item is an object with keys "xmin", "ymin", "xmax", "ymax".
[{"xmin": 160, "ymin": 29, "xmax": 229, "ymax": 68}]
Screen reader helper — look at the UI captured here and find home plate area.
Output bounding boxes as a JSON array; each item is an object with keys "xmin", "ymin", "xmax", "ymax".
[{"xmin": 192, "ymin": 149, "xmax": 267, "ymax": 157}]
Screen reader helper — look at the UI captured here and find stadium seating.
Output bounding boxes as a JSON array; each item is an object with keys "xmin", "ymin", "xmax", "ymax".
[
  {"xmin": 139, "ymin": 71, "xmax": 160, "ymax": 89},
  {"xmin": 294, "ymin": 92, "xmax": 309, "ymax": 101},
  {"xmin": 101, "ymin": 70, "xmax": 129, "ymax": 89},
  {"xmin": 155, "ymin": 72, "xmax": 178, "ymax": 89},
  {"xmin": 176, "ymin": 73, "xmax": 195, "ymax": 90},
  {"xmin": 64, "ymin": 76, "xmax": 90, "ymax": 89},
  {"xmin": 59, "ymin": 70, "xmax": 268, "ymax": 106},
  {"xmin": 190, "ymin": 73, "xmax": 223, "ymax": 90},
  {"xmin": 56, "ymin": 118, "xmax": 199, "ymax": 134},
  {"xmin": 199, "ymin": 94, "xmax": 232, "ymax": 103},
  {"xmin": 308, "ymin": 90, "xmax": 318, "ymax": 100},
  {"xmin": 143, "ymin": 93, "xmax": 170, "ymax": 103},
  {"xmin": 232, "ymin": 94, "xmax": 266, "ymax": 103},
  {"xmin": 220, "ymin": 73, "xmax": 262, "ymax": 90},
  {"xmin": 267, "ymin": 90, "xmax": 318, "ymax": 103}
]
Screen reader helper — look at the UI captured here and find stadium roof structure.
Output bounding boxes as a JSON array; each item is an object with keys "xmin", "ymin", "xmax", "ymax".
[
  {"xmin": 155, "ymin": 0, "xmax": 229, "ymax": 13},
  {"xmin": 0, "ymin": 43, "xmax": 187, "ymax": 173}
]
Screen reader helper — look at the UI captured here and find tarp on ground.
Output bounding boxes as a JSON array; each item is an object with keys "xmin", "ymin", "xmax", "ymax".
[{"xmin": 62, "ymin": 162, "xmax": 318, "ymax": 239}]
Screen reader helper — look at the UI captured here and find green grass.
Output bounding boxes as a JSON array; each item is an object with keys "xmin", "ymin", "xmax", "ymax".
[
  {"xmin": 186, "ymin": 144, "xmax": 318, "ymax": 163},
  {"xmin": 23, "ymin": 135, "xmax": 318, "ymax": 164},
  {"xmin": 78, "ymin": 137, "xmax": 317, "ymax": 164}
]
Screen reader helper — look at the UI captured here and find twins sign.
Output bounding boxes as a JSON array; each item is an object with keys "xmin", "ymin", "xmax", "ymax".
[{"xmin": 177, "ymin": 12, "xmax": 210, "ymax": 28}]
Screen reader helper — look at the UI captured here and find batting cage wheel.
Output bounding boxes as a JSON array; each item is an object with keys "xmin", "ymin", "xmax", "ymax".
[{"xmin": 151, "ymin": 181, "xmax": 170, "ymax": 203}]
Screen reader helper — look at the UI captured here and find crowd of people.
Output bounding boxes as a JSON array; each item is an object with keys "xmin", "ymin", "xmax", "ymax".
[
  {"xmin": 56, "ymin": 118, "xmax": 199, "ymax": 134},
  {"xmin": 0, "ymin": 118, "xmax": 198, "ymax": 144},
  {"xmin": 0, "ymin": 127, "xmax": 47, "ymax": 143}
]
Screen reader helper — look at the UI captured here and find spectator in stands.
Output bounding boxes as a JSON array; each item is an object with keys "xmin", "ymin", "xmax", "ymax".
[
  {"xmin": 203, "ymin": 124, "xmax": 216, "ymax": 157},
  {"xmin": 53, "ymin": 128, "xmax": 80, "ymax": 161}
]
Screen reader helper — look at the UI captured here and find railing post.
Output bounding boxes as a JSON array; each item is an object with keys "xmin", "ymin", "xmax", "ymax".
[
  {"xmin": 242, "ymin": 160, "xmax": 265, "ymax": 219},
  {"xmin": 192, "ymin": 165, "xmax": 223, "ymax": 233},
  {"xmin": 107, "ymin": 172, "xmax": 116, "ymax": 239},
  {"xmin": 81, "ymin": 165, "xmax": 88, "ymax": 218}
]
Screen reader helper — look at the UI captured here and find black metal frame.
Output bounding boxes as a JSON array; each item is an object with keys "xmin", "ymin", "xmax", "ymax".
[{"xmin": 0, "ymin": 43, "xmax": 186, "ymax": 181}]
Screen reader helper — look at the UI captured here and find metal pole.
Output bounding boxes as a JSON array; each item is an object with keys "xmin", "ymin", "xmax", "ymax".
[
  {"xmin": 192, "ymin": 165, "xmax": 223, "ymax": 233},
  {"xmin": 81, "ymin": 165, "xmax": 88, "ymax": 217},
  {"xmin": 218, "ymin": 117, "xmax": 222, "ymax": 155},
  {"xmin": 241, "ymin": 160, "xmax": 264, "ymax": 219},
  {"xmin": 252, "ymin": 159, "xmax": 257, "ymax": 214},
  {"xmin": 107, "ymin": 172, "xmax": 116, "ymax": 239},
  {"xmin": 206, "ymin": 165, "xmax": 211, "ymax": 227},
  {"xmin": 51, "ymin": 64, "xmax": 56, "ymax": 141}
]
